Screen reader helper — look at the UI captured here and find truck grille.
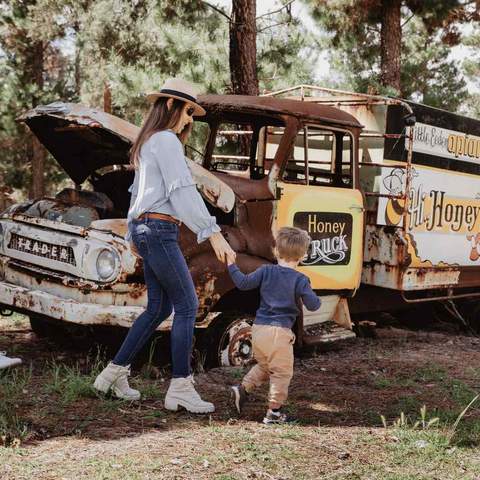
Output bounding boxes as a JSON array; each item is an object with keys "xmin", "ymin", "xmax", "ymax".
[{"xmin": 8, "ymin": 233, "xmax": 76, "ymax": 266}]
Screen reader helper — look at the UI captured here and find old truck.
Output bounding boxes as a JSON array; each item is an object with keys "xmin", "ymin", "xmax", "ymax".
[{"xmin": 1, "ymin": 88, "xmax": 479, "ymax": 366}]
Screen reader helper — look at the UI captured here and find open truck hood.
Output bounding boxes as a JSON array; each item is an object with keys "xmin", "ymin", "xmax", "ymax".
[{"xmin": 19, "ymin": 102, "xmax": 234, "ymax": 212}]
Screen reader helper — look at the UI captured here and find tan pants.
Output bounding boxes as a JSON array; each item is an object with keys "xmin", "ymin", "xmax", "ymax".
[{"xmin": 242, "ymin": 324, "xmax": 295, "ymax": 409}]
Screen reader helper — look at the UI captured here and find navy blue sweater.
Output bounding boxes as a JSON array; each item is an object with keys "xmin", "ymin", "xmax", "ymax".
[{"xmin": 228, "ymin": 264, "xmax": 321, "ymax": 329}]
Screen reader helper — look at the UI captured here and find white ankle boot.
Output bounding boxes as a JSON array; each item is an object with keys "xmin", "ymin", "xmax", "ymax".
[
  {"xmin": 0, "ymin": 352, "xmax": 22, "ymax": 370},
  {"xmin": 164, "ymin": 375, "xmax": 215, "ymax": 413},
  {"xmin": 93, "ymin": 362, "xmax": 141, "ymax": 401}
]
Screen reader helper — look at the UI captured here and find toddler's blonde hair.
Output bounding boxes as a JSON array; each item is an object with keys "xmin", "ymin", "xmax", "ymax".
[{"xmin": 274, "ymin": 226, "xmax": 311, "ymax": 262}]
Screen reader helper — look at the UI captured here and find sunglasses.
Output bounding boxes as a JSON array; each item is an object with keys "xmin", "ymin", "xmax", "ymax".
[{"xmin": 186, "ymin": 106, "xmax": 195, "ymax": 117}]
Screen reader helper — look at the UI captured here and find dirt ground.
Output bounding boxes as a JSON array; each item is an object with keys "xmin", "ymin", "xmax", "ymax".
[{"xmin": 1, "ymin": 313, "xmax": 480, "ymax": 479}]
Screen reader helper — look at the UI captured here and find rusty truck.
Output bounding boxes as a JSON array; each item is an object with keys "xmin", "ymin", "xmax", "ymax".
[{"xmin": 1, "ymin": 87, "xmax": 479, "ymax": 366}]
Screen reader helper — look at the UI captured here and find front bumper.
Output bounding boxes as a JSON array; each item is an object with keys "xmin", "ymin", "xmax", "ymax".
[{"xmin": 0, "ymin": 279, "xmax": 154, "ymax": 329}]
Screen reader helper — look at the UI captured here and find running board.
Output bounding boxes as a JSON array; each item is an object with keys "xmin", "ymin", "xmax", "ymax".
[
  {"xmin": 301, "ymin": 296, "xmax": 356, "ymax": 345},
  {"xmin": 302, "ymin": 323, "xmax": 356, "ymax": 345}
]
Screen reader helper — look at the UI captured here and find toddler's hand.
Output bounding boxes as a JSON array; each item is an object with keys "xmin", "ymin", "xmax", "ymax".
[{"xmin": 225, "ymin": 251, "xmax": 236, "ymax": 266}]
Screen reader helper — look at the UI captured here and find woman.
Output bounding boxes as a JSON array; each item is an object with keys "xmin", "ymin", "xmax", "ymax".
[{"xmin": 94, "ymin": 78, "xmax": 236, "ymax": 413}]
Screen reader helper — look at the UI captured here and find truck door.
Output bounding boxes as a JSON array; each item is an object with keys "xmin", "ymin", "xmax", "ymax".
[{"xmin": 273, "ymin": 126, "xmax": 364, "ymax": 291}]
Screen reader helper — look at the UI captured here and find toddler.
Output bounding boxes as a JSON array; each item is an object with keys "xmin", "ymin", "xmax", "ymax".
[{"xmin": 227, "ymin": 226, "xmax": 321, "ymax": 424}]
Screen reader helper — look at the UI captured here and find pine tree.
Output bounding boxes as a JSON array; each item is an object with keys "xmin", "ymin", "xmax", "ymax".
[
  {"xmin": 305, "ymin": 0, "xmax": 472, "ymax": 110},
  {"xmin": 0, "ymin": 0, "xmax": 75, "ymax": 199},
  {"xmin": 229, "ymin": 0, "xmax": 259, "ymax": 95},
  {"xmin": 0, "ymin": 0, "xmax": 316, "ymax": 199},
  {"xmin": 463, "ymin": 26, "xmax": 480, "ymax": 118}
]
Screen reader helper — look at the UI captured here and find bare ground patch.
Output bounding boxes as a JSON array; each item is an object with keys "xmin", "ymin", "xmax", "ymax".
[{"xmin": 1, "ymin": 314, "xmax": 480, "ymax": 479}]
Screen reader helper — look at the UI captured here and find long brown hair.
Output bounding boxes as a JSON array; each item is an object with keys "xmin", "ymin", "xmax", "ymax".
[{"xmin": 130, "ymin": 97, "xmax": 192, "ymax": 167}]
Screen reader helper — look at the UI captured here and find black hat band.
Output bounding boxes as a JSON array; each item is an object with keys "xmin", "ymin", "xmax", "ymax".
[{"xmin": 160, "ymin": 89, "xmax": 197, "ymax": 104}]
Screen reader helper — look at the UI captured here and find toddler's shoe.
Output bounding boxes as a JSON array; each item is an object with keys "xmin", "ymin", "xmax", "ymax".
[
  {"xmin": 230, "ymin": 384, "xmax": 248, "ymax": 414},
  {"xmin": 262, "ymin": 409, "xmax": 293, "ymax": 425}
]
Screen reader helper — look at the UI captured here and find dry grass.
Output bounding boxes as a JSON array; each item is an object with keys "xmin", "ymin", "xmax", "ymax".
[{"xmin": 1, "ymin": 314, "xmax": 480, "ymax": 479}]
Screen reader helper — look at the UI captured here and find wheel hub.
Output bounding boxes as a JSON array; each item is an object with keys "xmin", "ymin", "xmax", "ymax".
[{"xmin": 219, "ymin": 319, "xmax": 253, "ymax": 367}]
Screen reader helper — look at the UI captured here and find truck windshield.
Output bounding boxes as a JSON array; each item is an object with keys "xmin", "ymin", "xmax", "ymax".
[
  {"xmin": 211, "ymin": 123, "xmax": 252, "ymax": 172},
  {"xmin": 186, "ymin": 118, "xmax": 286, "ymax": 180}
]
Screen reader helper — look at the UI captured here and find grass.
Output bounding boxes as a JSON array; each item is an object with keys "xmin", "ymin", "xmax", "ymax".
[
  {"xmin": 45, "ymin": 361, "xmax": 98, "ymax": 404},
  {"xmin": 0, "ymin": 349, "xmax": 108, "ymax": 446},
  {"xmin": 0, "ymin": 366, "xmax": 32, "ymax": 446},
  {"xmin": 371, "ymin": 357, "xmax": 480, "ymax": 453},
  {"xmin": 3, "ymin": 324, "xmax": 480, "ymax": 479},
  {"xmin": 44, "ymin": 350, "xmax": 106, "ymax": 405}
]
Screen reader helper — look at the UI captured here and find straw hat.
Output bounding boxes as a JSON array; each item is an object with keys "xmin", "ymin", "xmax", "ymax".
[{"xmin": 146, "ymin": 78, "xmax": 206, "ymax": 116}]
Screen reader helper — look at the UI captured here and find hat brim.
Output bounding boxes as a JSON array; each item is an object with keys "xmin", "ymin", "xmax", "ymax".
[{"xmin": 146, "ymin": 92, "xmax": 206, "ymax": 116}]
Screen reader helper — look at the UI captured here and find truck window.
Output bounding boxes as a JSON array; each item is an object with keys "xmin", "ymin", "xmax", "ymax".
[
  {"xmin": 210, "ymin": 123, "xmax": 253, "ymax": 172},
  {"xmin": 191, "ymin": 118, "xmax": 286, "ymax": 179},
  {"xmin": 277, "ymin": 126, "xmax": 353, "ymax": 188},
  {"xmin": 208, "ymin": 122, "xmax": 285, "ymax": 179}
]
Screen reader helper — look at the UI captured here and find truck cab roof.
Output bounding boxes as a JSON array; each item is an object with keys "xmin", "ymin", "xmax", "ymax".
[{"xmin": 198, "ymin": 94, "xmax": 363, "ymax": 130}]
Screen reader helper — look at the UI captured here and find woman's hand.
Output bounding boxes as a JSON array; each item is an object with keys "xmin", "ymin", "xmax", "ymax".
[{"xmin": 209, "ymin": 232, "xmax": 236, "ymax": 265}]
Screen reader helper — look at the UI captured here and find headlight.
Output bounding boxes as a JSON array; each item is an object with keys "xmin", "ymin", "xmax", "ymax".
[{"xmin": 96, "ymin": 249, "xmax": 117, "ymax": 280}]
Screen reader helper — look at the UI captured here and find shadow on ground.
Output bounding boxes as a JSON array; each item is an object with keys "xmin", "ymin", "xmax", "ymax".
[{"xmin": 2, "ymin": 312, "xmax": 480, "ymax": 449}]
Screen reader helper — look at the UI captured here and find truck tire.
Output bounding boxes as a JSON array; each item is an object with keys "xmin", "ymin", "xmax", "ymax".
[
  {"xmin": 28, "ymin": 315, "xmax": 165, "ymax": 364},
  {"xmin": 197, "ymin": 313, "xmax": 254, "ymax": 368},
  {"xmin": 29, "ymin": 315, "xmax": 94, "ymax": 346},
  {"xmin": 29, "ymin": 315, "xmax": 62, "ymax": 339}
]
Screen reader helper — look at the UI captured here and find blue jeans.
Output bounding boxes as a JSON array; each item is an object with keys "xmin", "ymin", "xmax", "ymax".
[{"xmin": 113, "ymin": 218, "xmax": 198, "ymax": 377}]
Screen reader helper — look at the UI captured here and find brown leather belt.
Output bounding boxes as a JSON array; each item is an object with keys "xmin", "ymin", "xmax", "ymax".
[{"xmin": 138, "ymin": 212, "xmax": 181, "ymax": 225}]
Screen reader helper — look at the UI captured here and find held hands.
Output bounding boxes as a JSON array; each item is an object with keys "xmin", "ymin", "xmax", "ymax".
[{"xmin": 209, "ymin": 232, "xmax": 236, "ymax": 265}]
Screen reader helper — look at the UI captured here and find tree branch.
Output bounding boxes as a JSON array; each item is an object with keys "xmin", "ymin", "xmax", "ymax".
[
  {"xmin": 256, "ymin": 0, "xmax": 295, "ymax": 19},
  {"xmin": 401, "ymin": 13, "xmax": 415, "ymax": 28},
  {"xmin": 257, "ymin": 21, "xmax": 290, "ymax": 33},
  {"xmin": 202, "ymin": 1, "xmax": 231, "ymax": 21}
]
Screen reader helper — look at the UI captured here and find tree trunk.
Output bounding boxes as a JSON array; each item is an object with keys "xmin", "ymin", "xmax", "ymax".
[
  {"xmin": 30, "ymin": 136, "xmax": 46, "ymax": 199},
  {"xmin": 229, "ymin": 0, "xmax": 258, "ymax": 96},
  {"xmin": 29, "ymin": 40, "xmax": 46, "ymax": 199},
  {"xmin": 74, "ymin": 22, "xmax": 81, "ymax": 98},
  {"xmin": 103, "ymin": 81, "xmax": 112, "ymax": 113},
  {"xmin": 380, "ymin": 0, "xmax": 402, "ymax": 93}
]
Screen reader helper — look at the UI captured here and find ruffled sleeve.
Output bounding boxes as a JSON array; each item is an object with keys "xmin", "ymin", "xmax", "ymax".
[{"xmin": 150, "ymin": 131, "xmax": 221, "ymax": 243}]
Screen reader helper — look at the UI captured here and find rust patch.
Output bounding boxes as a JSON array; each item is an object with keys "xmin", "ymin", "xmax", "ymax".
[{"xmin": 90, "ymin": 219, "xmax": 129, "ymax": 238}]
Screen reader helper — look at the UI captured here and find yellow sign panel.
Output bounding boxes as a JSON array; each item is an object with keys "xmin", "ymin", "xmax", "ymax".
[
  {"xmin": 378, "ymin": 162, "xmax": 480, "ymax": 268},
  {"xmin": 274, "ymin": 182, "xmax": 364, "ymax": 290}
]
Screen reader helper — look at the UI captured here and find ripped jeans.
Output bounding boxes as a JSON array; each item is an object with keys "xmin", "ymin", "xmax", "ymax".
[{"xmin": 113, "ymin": 218, "xmax": 198, "ymax": 377}]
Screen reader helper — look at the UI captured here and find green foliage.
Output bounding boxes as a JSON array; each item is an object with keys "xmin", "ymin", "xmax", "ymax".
[
  {"xmin": 0, "ymin": 366, "xmax": 32, "ymax": 446},
  {"xmin": 256, "ymin": 11, "xmax": 317, "ymax": 92},
  {"xmin": 0, "ymin": 0, "xmax": 315, "ymax": 197},
  {"xmin": 44, "ymin": 351, "xmax": 105, "ymax": 405},
  {"xmin": 462, "ymin": 27, "xmax": 480, "ymax": 118},
  {"xmin": 304, "ymin": 0, "xmax": 470, "ymax": 112},
  {"xmin": 0, "ymin": 0, "xmax": 74, "ymax": 196}
]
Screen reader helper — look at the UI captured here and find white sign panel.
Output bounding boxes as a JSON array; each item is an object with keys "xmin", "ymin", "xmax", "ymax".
[
  {"xmin": 413, "ymin": 122, "xmax": 480, "ymax": 165},
  {"xmin": 377, "ymin": 163, "xmax": 480, "ymax": 266}
]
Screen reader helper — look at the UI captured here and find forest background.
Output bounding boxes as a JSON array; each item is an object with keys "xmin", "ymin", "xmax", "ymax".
[{"xmin": 0, "ymin": 0, "xmax": 479, "ymax": 203}]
